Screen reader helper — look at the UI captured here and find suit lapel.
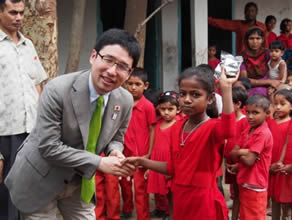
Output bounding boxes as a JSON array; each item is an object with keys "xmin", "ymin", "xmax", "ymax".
[{"xmin": 71, "ymin": 71, "xmax": 91, "ymax": 148}]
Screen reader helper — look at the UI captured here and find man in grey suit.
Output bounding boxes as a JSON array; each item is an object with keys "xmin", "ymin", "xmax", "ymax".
[{"xmin": 5, "ymin": 28, "xmax": 141, "ymax": 219}]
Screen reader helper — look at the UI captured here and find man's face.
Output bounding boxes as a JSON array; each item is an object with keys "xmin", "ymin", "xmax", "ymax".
[
  {"xmin": 245, "ymin": 6, "xmax": 257, "ymax": 22},
  {"xmin": 0, "ymin": 0, "xmax": 24, "ymax": 35},
  {"xmin": 89, "ymin": 44, "xmax": 133, "ymax": 95}
]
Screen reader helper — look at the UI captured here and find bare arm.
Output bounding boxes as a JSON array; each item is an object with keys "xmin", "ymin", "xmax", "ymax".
[
  {"xmin": 278, "ymin": 61, "xmax": 287, "ymax": 83},
  {"xmin": 239, "ymin": 152, "xmax": 258, "ymax": 167},
  {"xmin": 123, "ymin": 157, "xmax": 168, "ymax": 175},
  {"xmin": 145, "ymin": 125, "xmax": 155, "ymax": 158},
  {"xmin": 240, "ymin": 69, "xmax": 281, "ymax": 88}
]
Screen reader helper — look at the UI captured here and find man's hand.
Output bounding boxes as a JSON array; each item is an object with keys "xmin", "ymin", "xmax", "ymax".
[
  {"xmin": 0, "ymin": 160, "xmax": 4, "ymax": 184},
  {"xmin": 98, "ymin": 156, "xmax": 135, "ymax": 177}
]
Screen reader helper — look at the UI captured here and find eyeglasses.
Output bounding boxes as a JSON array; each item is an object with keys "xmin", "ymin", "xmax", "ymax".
[{"xmin": 98, "ymin": 53, "xmax": 132, "ymax": 75}]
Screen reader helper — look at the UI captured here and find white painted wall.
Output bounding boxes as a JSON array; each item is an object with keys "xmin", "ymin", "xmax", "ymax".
[
  {"xmin": 234, "ymin": 0, "xmax": 292, "ymax": 36},
  {"xmin": 57, "ymin": 0, "xmax": 97, "ymax": 75}
]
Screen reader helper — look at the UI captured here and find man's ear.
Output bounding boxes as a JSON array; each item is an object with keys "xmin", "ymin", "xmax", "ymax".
[{"xmin": 89, "ymin": 49, "xmax": 97, "ymax": 64}]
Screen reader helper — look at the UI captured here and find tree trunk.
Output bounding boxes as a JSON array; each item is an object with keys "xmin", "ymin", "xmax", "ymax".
[
  {"xmin": 65, "ymin": 0, "xmax": 87, "ymax": 73},
  {"xmin": 124, "ymin": 0, "xmax": 148, "ymax": 67},
  {"xmin": 21, "ymin": 0, "xmax": 58, "ymax": 79}
]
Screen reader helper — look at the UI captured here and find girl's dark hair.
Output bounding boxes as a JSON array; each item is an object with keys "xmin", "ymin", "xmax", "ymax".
[
  {"xmin": 265, "ymin": 15, "xmax": 276, "ymax": 25},
  {"xmin": 179, "ymin": 65, "xmax": 215, "ymax": 97},
  {"xmin": 280, "ymin": 18, "xmax": 291, "ymax": 34},
  {"xmin": 244, "ymin": 27, "xmax": 265, "ymax": 45},
  {"xmin": 269, "ymin": 40, "xmax": 285, "ymax": 51},
  {"xmin": 246, "ymin": 95, "xmax": 270, "ymax": 111},
  {"xmin": 158, "ymin": 91, "xmax": 179, "ymax": 107},
  {"xmin": 232, "ymin": 87, "xmax": 249, "ymax": 108},
  {"xmin": 179, "ymin": 65, "xmax": 217, "ymax": 118},
  {"xmin": 144, "ymin": 88, "xmax": 162, "ymax": 107},
  {"xmin": 237, "ymin": 77, "xmax": 252, "ymax": 90},
  {"xmin": 274, "ymin": 89, "xmax": 292, "ymax": 105}
]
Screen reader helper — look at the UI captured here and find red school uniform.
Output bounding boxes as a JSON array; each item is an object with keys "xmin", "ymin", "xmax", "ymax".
[
  {"xmin": 236, "ymin": 121, "xmax": 273, "ymax": 189},
  {"xmin": 167, "ymin": 113, "xmax": 235, "ymax": 220},
  {"xmin": 224, "ymin": 116, "xmax": 248, "ymax": 184},
  {"xmin": 277, "ymin": 33, "xmax": 292, "ymax": 49},
  {"xmin": 120, "ymin": 95, "xmax": 156, "ymax": 220},
  {"xmin": 124, "ymin": 95, "xmax": 156, "ymax": 156},
  {"xmin": 268, "ymin": 118, "xmax": 292, "ymax": 203},
  {"xmin": 208, "ymin": 58, "xmax": 221, "ymax": 70}
]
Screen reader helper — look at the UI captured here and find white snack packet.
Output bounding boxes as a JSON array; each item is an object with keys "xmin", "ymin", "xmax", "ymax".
[{"xmin": 214, "ymin": 51, "xmax": 243, "ymax": 78}]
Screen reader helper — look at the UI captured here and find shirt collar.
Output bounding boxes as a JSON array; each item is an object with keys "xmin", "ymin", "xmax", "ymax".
[
  {"xmin": 88, "ymin": 72, "xmax": 110, "ymax": 106},
  {"xmin": 0, "ymin": 29, "xmax": 26, "ymax": 45}
]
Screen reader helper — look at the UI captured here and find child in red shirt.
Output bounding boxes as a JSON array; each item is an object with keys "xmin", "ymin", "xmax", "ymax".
[
  {"xmin": 230, "ymin": 94, "xmax": 273, "ymax": 220},
  {"xmin": 147, "ymin": 91, "xmax": 179, "ymax": 219},
  {"xmin": 277, "ymin": 18, "xmax": 292, "ymax": 49},
  {"xmin": 265, "ymin": 15, "xmax": 277, "ymax": 46},
  {"xmin": 123, "ymin": 66, "xmax": 238, "ymax": 220},
  {"xmin": 224, "ymin": 86, "xmax": 249, "ymax": 220},
  {"xmin": 120, "ymin": 68, "xmax": 156, "ymax": 220},
  {"xmin": 268, "ymin": 89, "xmax": 292, "ymax": 220},
  {"xmin": 208, "ymin": 43, "xmax": 221, "ymax": 70}
]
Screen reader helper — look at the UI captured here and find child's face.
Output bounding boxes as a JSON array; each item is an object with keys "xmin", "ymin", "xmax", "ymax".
[
  {"xmin": 247, "ymin": 33, "xmax": 264, "ymax": 52},
  {"xmin": 287, "ymin": 75, "xmax": 292, "ymax": 88},
  {"xmin": 158, "ymin": 102, "xmax": 178, "ymax": 122},
  {"xmin": 286, "ymin": 21, "xmax": 292, "ymax": 33},
  {"xmin": 269, "ymin": 48, "xmax": 284, "ymax": 61},
  {"xmin": 273, "ymin": 94, "xmax": 292, "ymax": 120},
  {"xmin": 208, "ymin": 46, "xmax": 216, "ymax": 57},
  {"xmin": 245, "ymin": 104, "xmax": 268, "ymax": 128},
  {"xmin": 266, "ymin": 19, "xmax": 276, "ymax": 32},
  {"xmin": 179, "ymin": 77, "xmax": 213, "ymax": 118},
  {"xmin": 125, "ymin": 76, "xmax": 148, "ymax": 101}
]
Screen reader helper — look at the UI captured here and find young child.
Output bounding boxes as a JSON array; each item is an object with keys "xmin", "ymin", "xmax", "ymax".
[
  {"xmin": 287, "ymin": 71, "xmax": 292, "ymax": 88},
  {"xmin": 147, "ymin": 91, "xmax": 179, "ymax": 220},
  {"xmin": 268, "ymin": 40, "xmax": 287, "ymax": 83},
  {"xmin": 123, "ymin": 66, "xmax": 238, "ymax": 219},
  {"xmin": 277, "ymin": 18, "xmax": 292, "ymax": 49},
  {"xmin": 224, "ymin": 86, "xmax": 249, "ymax": 220},
  {"xmin": 120, "ymin": 67, "xmax": 156, "ymax": 220},
  {"xmin": 230, "ymin": 95, "xmax": 273, "ymax": 220},
  {"xmin": 265, "ymin": 15, "xmax": 277, "ymax": 46},
  {"xmin": 267, "ymin": 89, "xmax": 292, "ymax": 220},
  {"xmin": 208, "ymin": 43, "xmax": 221, "ymax": 70}
]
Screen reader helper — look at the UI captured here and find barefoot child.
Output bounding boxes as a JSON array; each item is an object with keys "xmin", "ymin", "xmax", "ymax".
[
  {"xmin": 123, "ymin": 66, "xmax": 238, "ymax": 219},
  {"xmin": 230, "ymin": 95, "xmax": 273, "ymax": 220},
  {"xmin": 147, "ymin": 91, "xmax": 179, "ymax": 219}
]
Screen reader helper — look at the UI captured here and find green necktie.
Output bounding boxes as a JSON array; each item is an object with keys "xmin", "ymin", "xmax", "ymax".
[{"xmin": 81, "ymin": 95, "xmax": 104, "ymax": 203}]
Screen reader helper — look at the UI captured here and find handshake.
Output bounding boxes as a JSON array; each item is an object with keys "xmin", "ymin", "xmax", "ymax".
[{"xmin": 98, "ymin": 150, "xmax": 168, "ymax": 178}]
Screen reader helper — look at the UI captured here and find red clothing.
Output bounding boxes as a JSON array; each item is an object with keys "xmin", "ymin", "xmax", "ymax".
[
  {"xmin": 95, "ymin": 153, "xmax": 120, "ymax": 220},
  {"xmin": 224, "ymin": 117, "xmax": 248, "ymax": 184},
  {"xmin": 124, "ymin": 95, "xmax": 156, "ymax": 156},
  {"xmin": 148, "ymin": 119, "xmax": 172, "ymax": 195},
  {"xmin": 208, "ymin": 17, "xmax": 267, "ymax": 55},
  {"xmin": 267, "ymin": 31, "xmax": 277, "ymax": 46},
  {"xmin": 236, "ymin": 122, "xmax": 273, "ymax": 189},
  {"xmin": 268, "ymin": 119, "xmax": 292, "ymax": 203},
  {"xmin": 167, "ymin": 113, "xmax": 235, "ymax": 220},
  {"xmin": 208, "ymin": 58, "xmax": 221, "ymax": 70},
  {"xmin": 277, "ymin": 33, "xmax": 292, "ymax": 49},
  {"xmin": 239, "ymin": 186, "xmax": 267, "ymax": 220}
]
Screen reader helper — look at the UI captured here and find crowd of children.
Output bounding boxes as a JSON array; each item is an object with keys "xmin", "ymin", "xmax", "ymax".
[{"xmin": 92, "ymin": 3, "xmax": 292, "ymax": 220}]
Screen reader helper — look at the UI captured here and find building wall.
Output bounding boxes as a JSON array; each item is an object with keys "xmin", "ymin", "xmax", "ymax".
[
  {"xmin": 234, "ymin": 0, "xmax": 292, "ymax": 36},
  {"xmin": 57, "ymin": 0, "xmax": 97, "ymax": 75}
]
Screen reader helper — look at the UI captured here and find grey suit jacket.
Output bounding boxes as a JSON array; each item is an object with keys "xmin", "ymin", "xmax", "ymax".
[{"xmin": 5, "ymin": 70, "xmax": 133, "ymax": 213}]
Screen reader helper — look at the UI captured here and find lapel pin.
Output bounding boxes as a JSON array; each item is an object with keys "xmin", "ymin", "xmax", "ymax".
[
  {"xmin": 114, "ymin": 105, "xmax": 120, "ymax": 111},
  {"xmin": 112, "ymin": 105, "xmax": 120, "ymax": 120}
]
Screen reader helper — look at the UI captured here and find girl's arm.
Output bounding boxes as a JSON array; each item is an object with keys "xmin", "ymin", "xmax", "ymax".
[
  {"xmin": 220, "ymin": 68, "xmax": 239, "ymax": 114},
  {"xmin": 145, "ymin": 125, "xmax": 155, "ymax": 158},
  {"xmin": 122, "ymin": 157, "xmax": 168, "ymax": 175}
]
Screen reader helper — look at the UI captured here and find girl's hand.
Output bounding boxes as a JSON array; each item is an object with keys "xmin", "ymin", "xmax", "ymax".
[
  {"xmin": 226, "ymin": 163, "xmax": 238, "ymax": 174},
  {"xmin": 269, "ymin": 80, "xmax": 281, "ymax": 89},
  {"xmin": 270, "ymin": 161, "xmax": 285, "ymax": 174},
  {"xmin": 219, "ymin": 67, "xmax": 240, "ymax": 88},
  {"xmin": 144, "ymin": 169, "xmax": 149, "ymax": 180},
  {"xmin": 280, "ymin": 164, "xmax": 292, "ymax": 174}
]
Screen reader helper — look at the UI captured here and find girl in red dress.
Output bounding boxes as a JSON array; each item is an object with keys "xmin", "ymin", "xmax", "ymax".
[
  {"xmin": 147, "ymin": 91, "xmax": 179, "ymax": 219},
  {"xmin": 123, "ymin": 66, "xmax": 238, "ymax": 220},
  {"xmin": 265, "ymin": 15, "xmax": 277, "ymax": 46},
  {"xmin": 268, "ymin": 89, "xmax": 292, "ymax": 220},
  {"xmin": 277, "ymin": 18, "xmax": 292, "ymax": 49}
]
